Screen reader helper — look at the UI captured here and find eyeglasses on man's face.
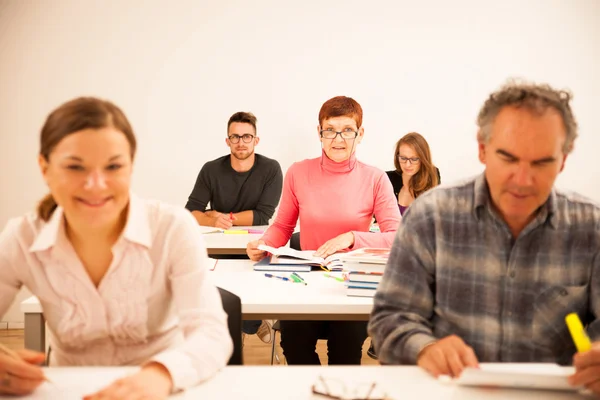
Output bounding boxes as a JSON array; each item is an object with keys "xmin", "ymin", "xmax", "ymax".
[
  {"xmin": 399, "ymin": 156, "xmax": 420, "ymax": 165},
  {"xmin": 320, "ymin": 127, "xmax": 358, "ymax": 140},
  {"xmin": 228, "ymin": 134, "xmax": 255, "ymax": 144}
]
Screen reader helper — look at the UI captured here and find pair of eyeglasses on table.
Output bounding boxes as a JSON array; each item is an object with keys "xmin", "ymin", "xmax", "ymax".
[{"xmin": 311, "ymin": 375, "xmax": 390, "ymax": 400}]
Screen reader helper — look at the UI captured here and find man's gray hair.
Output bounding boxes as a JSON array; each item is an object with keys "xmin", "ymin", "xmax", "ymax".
[{"xmin": 477, "ymin": 79, "xmax": 578, "ymax": 154}]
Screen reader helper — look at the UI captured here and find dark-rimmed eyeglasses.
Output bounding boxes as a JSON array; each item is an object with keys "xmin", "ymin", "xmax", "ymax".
[
  {"xmin": 399, "ymin": 156, "xmax": 420, "ymax": 165},
  {"xmin": 228, "ymin": 134, "xmax": 255, "ymax": 144},
  {"xmin": 311, "ymin": 375, "xmax": 389, "ymax": 400},
  {"xmin": 320, "ymin": 128, "xmax": 358, "ymax": 140}
]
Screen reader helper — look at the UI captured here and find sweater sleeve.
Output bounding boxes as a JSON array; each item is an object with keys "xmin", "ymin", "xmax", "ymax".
[
  {"xmin": 251, "ymin": 160, "xmax": 283, "ymax": 225},
  {"xmin": 353, "ymin": 172, "xmax": 401, "ymax": 248},
  {"xmin": 150, "ymin": 210, "xmax": 232, "ymax": 390},
  {"xmin": 185, "ymin": 166, "xmax": 211, "ymax": 213},
  {"xmin": 260, "ymin": 164, "xmax": 299, "ymax": 248}
]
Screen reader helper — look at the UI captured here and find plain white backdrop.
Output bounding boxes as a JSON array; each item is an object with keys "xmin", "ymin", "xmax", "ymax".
[{"xmin": 1, "ymin": 0, "xmax": 599, "ymax": 323}]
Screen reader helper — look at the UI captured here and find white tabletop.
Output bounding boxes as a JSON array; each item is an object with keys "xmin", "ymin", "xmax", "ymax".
[
  {"xmin": 213, "ymin": 260, "xmax": 372, "ymax": 320},
  {"xmin": 26, "ymin": 365, "xmax": 584, "ymax": 399},
  {"xmin": 21, "ymin": 260, "xmax": 372, "ymax": 320}
]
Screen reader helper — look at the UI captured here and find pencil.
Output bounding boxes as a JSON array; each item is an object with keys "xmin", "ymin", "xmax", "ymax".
[{"xmin": 0, "ymin": 343, "xmax": 52, "ymax": 383}]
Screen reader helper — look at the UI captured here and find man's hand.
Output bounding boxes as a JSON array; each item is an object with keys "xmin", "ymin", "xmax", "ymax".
[
  {"xmin": 417, "ymin": 335, "xmax": 479, "ymax": 378},
  {"xmin": 569, "ymin": 342, "xmax": 600, "ymax": 395},
  {"xmin": 208, "ymin": 211, "xmax": 236, "ymax": 229}
]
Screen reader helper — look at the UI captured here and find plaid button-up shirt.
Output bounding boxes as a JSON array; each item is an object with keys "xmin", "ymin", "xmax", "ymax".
[{"xmin": 369, "ymin": 173, "xmax": 600, "ymax": 365}]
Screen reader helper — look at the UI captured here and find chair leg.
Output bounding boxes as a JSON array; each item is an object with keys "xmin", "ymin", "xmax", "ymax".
[{"xmin": 270, "ymin": 330, "xmax": 277, "ymax": 365}]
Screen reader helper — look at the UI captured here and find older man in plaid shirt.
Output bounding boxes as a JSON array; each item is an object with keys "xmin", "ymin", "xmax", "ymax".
[{"xmin": 369, "ymin": 80, "xmax": 600, "ymax": 395}]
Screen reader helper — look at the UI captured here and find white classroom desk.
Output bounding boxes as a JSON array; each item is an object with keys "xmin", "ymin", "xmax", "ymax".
[
  {"xmin": 202, "ymin": 225, "xmax": 267, "ymax": 255},
  {"xmin": 26, "ymin": 365, "xmax": 584, "ymax": 400},
  {"xmin": 20, "ymin": 260, "xmax": 372, "ymax": 353}
]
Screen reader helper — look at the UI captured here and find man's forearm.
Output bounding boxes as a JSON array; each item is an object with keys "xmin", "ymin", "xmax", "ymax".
[
  {"xmin": 232, "ymin": 210, "xmax": 254, "ymax": 226},
  {"xmin": 191, "ymin": 210, "xmax": 216, "ymax": 227}
]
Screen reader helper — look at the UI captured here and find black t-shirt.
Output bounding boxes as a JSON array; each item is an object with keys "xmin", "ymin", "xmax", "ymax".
[{"xmin": 185, "ymin": 154, "xmax": 283, "ymax": 225}]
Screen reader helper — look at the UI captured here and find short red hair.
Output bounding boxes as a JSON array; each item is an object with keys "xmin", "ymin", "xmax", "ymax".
[{"xmin": 318, "ymin": 96, "xmax": 363, "ymax": 128}]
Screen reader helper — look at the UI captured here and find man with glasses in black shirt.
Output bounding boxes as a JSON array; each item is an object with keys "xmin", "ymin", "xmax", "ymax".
[
  {"xmin": 185, "ymin": 111, "xmax": 283, "ymax": 343},
  {"xmin": 186, "ymin": 111, "xmax": 283, "ymax": 229}
]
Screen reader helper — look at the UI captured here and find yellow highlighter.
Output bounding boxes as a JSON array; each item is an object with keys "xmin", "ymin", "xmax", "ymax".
[
  {"xmin": 566, "ymin": 312, "xmax": 592, "ymax": 352},
  {"xmin": 223, "ymin": 230, "xmax": 249, "ymax": 234}
]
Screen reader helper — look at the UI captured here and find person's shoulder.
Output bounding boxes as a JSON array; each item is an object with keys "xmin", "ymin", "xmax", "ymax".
[
  {"xmin": 385, "ymin": 169, "xmax": 401, "ymax": 182},
  {"xmin": 414, "ymin": 175, "xmax": 477, "ymax": 209},
  {"xmin": 255, "ymin": 154, "xmax": 282, "ymax": 170},
  {"xmin": 553, "ymin": 189, "xmax": 600, "ymax": 227},
  {"xmin": 288, "ymin": 157, "xmax": 320, "ymax": 173},
  {"xmin": 353, "ymin": 160, "xmax": 387, "ymax": 179},
  {"xmin": 136, "ymin": 197, "xmax": 196, "ymax": 232},
  {"xmin": 0, "ymin": 211, "xmax": 43, "ymax": 251},
  {"xmin": 201, "ymin": 155, "xmax": 230, "ymax": 170}
]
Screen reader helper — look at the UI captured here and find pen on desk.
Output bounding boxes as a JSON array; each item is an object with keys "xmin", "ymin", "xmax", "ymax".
[
  {"xmin": 0, "ymin": 343, "xmax": 52, "ymax": 383},
  {"xmin": 264, "ymin": 273, "xmax": 306, "ymax": 284},
  {"xmin": 264, "ymin": 273, "xmax": 293, "ymax": 282},
  {"xmin": 290, "ymin": 273, "xmax": 307, "ymax": 285},
  {"xmin": 566, "ymin": 312, "xmax": 592, "ymax": 352},
  {"xmin": 323, "ymin": 273, "xmax": 345, "ymax": 282}
]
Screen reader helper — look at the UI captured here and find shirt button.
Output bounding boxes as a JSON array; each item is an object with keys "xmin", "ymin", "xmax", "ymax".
[
  {"xmin": 560, "ymin": 289, "xmax": 568, "ymax": 296},
  {"xmin": 509, "ymin": 271, "xmax": 516, "ymax": 278}
]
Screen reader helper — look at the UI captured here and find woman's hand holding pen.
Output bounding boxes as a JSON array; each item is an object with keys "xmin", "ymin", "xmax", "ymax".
[
  {"xmin": 84, "ymin": 362, "xmax": 172, "ymax": 400},
  {"xmin": 247, "ymin": 239, "xmax": 266, "ymax": 261},
  {"xmin": 569, "ymin": 342, "xmax": 600, "ymax": 395},
  {"xmin": 0, "ymin": 348, "xmax": 46, "ymax": 396}
]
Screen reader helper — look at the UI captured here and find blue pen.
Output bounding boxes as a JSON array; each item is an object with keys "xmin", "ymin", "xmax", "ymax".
[{"xmin": 264, "ymin": 273, "xmax": 293, "ymax": 282}]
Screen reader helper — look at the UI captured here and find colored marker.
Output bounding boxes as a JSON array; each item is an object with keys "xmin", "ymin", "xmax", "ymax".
[
  {"xmin": 566, "ymin": 312, "xmax": 592, "ymax": 352},
  {"xmin": 290, "ymin": 273, "xmax": 307, "ymax": 285},
  {"xmin": 324, "ymin": 273, "xmax": 345, "ymax": 282}
]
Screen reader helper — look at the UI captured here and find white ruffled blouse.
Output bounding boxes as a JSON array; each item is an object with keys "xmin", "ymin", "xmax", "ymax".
[{"xmin": 0, "ymin": 195, "xmax": 232, "ymax": 391}]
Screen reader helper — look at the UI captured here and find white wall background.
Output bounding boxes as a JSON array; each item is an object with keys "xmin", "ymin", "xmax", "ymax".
[{"xmin": 1, "ymin": 0, "xmax": 599, "ymax": 323}]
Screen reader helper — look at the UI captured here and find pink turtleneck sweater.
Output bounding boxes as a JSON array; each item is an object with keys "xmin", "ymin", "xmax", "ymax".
[{"xmin": 262, "ymin": 151, "xmax": 402, "ymax": 251}]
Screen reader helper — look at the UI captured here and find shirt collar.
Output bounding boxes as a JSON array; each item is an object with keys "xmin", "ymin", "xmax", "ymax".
[
  {"xmin": 29, "ymin": 205, "xmax": 65, "ymax": 252},
  {"xmin": 121, "ymin": 194, "xmax": 152, "ymax": 248},
  {"xmin": 472, "ymin": 172, "xmax": 557, "ymax": 229},
  {"xmin": 29, "ymin": 193, "xmax": 152, "ymax": 253}
]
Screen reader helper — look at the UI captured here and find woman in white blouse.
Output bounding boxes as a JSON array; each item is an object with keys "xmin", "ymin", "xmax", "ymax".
[{"xmin": 0, "ymin": 97, "xmax": 232, "ymax": 398}]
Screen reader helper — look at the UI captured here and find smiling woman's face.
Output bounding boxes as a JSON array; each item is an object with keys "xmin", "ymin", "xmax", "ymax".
[{"xmin": 38, "ymin": 127, "xmax": 133, "ymax": 229}]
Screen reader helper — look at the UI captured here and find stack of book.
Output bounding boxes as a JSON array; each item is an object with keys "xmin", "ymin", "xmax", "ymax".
[
  {"xmin": 341, "ymin": 248, "xmax": 389, "ymax": 298},
  {"xmin": 346, "ymin": 270, "xmax": 384, "ymax": 297}
]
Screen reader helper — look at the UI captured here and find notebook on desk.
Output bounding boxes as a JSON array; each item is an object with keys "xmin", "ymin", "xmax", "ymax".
[
  {"xmin": 253, "ymin": 256, "xmax": 312, "ymax": 272},
  {"xmin": 256, "ymin": 244, "xmax": 344, "ymax": 271},
  {"xmin": 443, "ymin": 363, "xmax": 578, "ymax": 392}
]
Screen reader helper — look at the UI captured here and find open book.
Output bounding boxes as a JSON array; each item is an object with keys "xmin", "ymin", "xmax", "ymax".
[
  {"xmin": 443, "ymin": 363, "xmax": 578, "ymax": 392},
  {"xmin": 255, "ymin": 245, "xmax": 391, "ymax": 272},
  {"xmin": 255, "ymin": 244, "xmax": 345, "ymax": 272}
]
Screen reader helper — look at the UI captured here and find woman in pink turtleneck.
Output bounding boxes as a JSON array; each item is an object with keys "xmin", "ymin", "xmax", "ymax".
[{"xmin": 247, "ymin": 96, "xmax": 401, "ymax": 365}]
